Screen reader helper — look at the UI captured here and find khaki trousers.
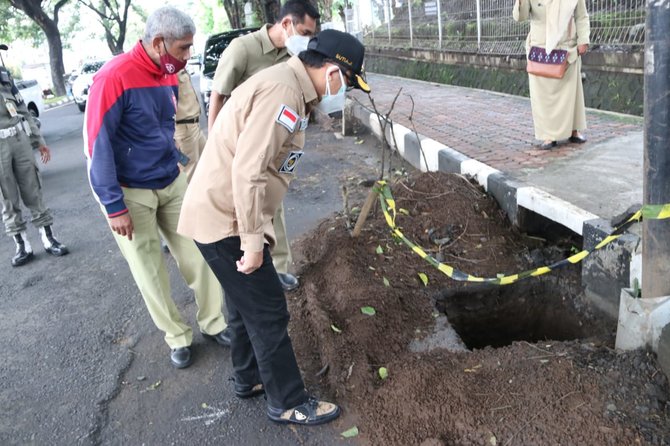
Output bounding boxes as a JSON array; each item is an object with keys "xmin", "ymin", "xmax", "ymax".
[
  {"xmin": 109, "ymin": 173, "xmax": 227, "ymax": 349},
  {"xmin": 272, "ymin": 203, "xmax": 292, "ymax": 274},
  {"xmin": 0, "ymin": 132, "xmax": 53, "ymax": 236}
]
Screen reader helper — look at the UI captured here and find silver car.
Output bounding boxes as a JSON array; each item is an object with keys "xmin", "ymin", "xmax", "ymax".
[{"xmin": 72, "ymin": 60, "xmax": 107, "ymax": 112}]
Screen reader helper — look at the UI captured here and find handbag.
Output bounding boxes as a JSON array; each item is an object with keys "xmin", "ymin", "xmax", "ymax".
[{"xmin": 526, "ymin": 46, "xmax": 568, "ymax": 79}]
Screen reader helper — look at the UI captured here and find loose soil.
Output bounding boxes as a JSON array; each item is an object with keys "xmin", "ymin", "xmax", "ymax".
[{"xmin": 288, "ymin": 172, "xmax": 669, "ymax": 445}]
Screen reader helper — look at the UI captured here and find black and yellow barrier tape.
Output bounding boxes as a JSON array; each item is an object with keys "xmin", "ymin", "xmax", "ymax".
[{"xmin": 375, "ymin": 180, "xmax": 670, "ymax": 286}]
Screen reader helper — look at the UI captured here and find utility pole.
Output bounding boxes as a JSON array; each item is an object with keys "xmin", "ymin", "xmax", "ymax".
[{"xmin": 641, "ymin": 0, "xmax": 670, "ymax": 298}]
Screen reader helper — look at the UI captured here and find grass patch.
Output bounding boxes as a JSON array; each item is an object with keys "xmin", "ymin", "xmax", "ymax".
[{"xmin": 44, "ymin": 96, "xmax": 67, "ymax": 105}]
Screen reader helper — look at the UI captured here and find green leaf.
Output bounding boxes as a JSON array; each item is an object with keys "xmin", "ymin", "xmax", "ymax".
[
  {"xmin": 331, "ymin": 324, "xmax": 342, "ymax": 333},
  {"xmin": 375, "ymin": 245, "xmax": 384, "ymax": 254},
  {"xmin": 361, "ymin": 306, "xmax": 376, "ymax": 316},
  {"xmin": 382, "ymin": 277, "xmax": 390, "ymax": 287},
  {"xmin": 147, "ymin": 380, "xmax": 162, "ymax": 390},
  {"xmin": 355, "ymin": 139, "xmax": 365, "ymax": 145},
  {"xmin": 378, "ymin": 367, "xmax": 388, "ymax": 380},
  {"xmin": 418, "ymin": 273, "xmax": 429, "ymax": 286},
  {"xmin": 341, "ymin": 426, "xmax": 359, "ymax": 438},
  {"xmin": 398, "ymin": 208, "xmax": 410, "ymax": 215}
]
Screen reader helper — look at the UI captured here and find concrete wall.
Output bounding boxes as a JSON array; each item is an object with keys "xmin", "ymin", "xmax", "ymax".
[{"xmin": 365, "ymin": 47, "xmax": 644, "ymax": 116}]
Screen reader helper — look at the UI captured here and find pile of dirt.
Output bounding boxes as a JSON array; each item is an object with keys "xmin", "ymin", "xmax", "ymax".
[{"xmin": 289, "ymin": 172, "xmax": 669, "ymax": 445}]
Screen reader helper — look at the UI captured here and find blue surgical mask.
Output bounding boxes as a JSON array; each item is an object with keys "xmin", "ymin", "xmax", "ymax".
[{"xmin": 316, "ymin": 68, "xmax": 346, "ymax": 116}]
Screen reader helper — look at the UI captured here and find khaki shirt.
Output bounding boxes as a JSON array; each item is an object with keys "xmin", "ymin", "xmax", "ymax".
[
  {"xmin": 211, "ymin": 24, "xmax": 290, "ymax": 96},
  {"xmin": 178, "ymin": 57, "xmax": 318, "ymax": 252},
  {"xmin": 0, "ymin": 76, "xmax": 44, "ymax": 149},
  {"xmin": 175, "ymin": 70, "xmax": 201, "ymax": 121}
]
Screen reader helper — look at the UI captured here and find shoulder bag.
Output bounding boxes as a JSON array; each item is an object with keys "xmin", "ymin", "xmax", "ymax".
[{"xmin": 526, "ymin": 46, "xmax": 568, "ymax": 79}]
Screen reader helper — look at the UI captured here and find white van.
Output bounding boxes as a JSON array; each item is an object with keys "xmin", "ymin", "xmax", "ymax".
[{"xmin": 15, "ymin": 79, "xmax": 44, "ymax": 127}]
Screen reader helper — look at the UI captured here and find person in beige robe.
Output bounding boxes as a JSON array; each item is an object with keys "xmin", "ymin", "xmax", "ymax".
[{"xmin": 514, "ymin": 0, "xmax": 590, "ymax": 149}]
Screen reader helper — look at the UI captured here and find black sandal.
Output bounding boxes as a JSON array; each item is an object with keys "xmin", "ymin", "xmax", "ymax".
[
  {"xmin": 267, "ymin": 397, "xmax": 341, "ymax": 426},
  {"xmin": 539, "ymin": 140, "xmax": 557, "ymax": 150}
]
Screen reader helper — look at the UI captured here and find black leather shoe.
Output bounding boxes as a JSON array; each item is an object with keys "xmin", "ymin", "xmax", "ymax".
[
  {"xmin": 11, "ymin": 246, "xmax": 33, "ymax": 267},
  {"xmin": 569, "ymin": 135, "xmax": 587, "ymax": 144},
  {"xmin": 278, "ymin": 273, "xmax": 299, "ymax": 291},
  {"xmin": 267, "ymin": 397, "xmax": 341, "ymax": 425},
  {"xmin": 234, "ymin": 382, "xmax": 265, "ymax": 399},
  {"xmin": 539, "ymin": 141, "xmax": 557, "ymax": 150},
  {"xmin": 41, "ymin": 226, "xmax": 69, "ymax": 257},
  {"xmin": 11, "ymin": 234, "xmax": 34, "ymax": 267},
  {"xmin": 170, "ymin": 346, "xmax": 193, "ymax": 369},
  {"xmin": 202, "ymin": 327, "xmax": 231, "ymax": 347}
]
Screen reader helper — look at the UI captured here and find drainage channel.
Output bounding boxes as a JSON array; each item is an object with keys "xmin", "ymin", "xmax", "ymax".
[{"xmin": 434, "ymin": 277, "xmax": 599, "ymax": 350}]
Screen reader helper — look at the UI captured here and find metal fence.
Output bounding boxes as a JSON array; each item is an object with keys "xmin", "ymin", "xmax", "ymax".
[{"xmin": 343, "ymin": 0, "xmax": 646, "ymax": 55}]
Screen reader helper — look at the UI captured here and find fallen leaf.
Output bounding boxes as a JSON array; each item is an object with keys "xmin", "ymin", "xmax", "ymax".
[
  {"xmin": 201, "ymin": 403, "xmax": 208, "ymax": 409},
  {"xmin": 464, "ymin": 365, "xmax": 482, "ymax": 373},
  {"xmin": 398, "ymin": 208, "xmax": 410, "ymax": 215},
  {"xmin": 361, "ymin": 306, "xmax": 376, "ymax": 316},
  {"xmin": 489, "ymin": 434, "xmax": 497, "ymax": 445},
  {"xmin": 354, "ymin": 139, "xmax": 365, "ymax": 145},
  {"xmin": 375, "ymin": 245, "xmax": 384, "ymax": 254},
  {"xmin": 418, "ymin": 273, "xmax": 429, "ymax": 286},
  {"xmin": 331, "ymin": 324, "xmax": 342, "ymax": 333},
  {"xmin": 341, "ymin": 426, "xmax": 359, "ymax": 438},
  {"xmin": 378, "ymin": 367, "xmax": 388, "ymax": 380},
  {"xmin": 368, "ymin": 266, "xmax": 376, "ymax": 271},
  {"xmin": 147, "ymin": 380, "xmax": 162, "ymax": 390},
  {"xmin": 382, "ymin": 277, "xmax": 390, "ymax": 287}
]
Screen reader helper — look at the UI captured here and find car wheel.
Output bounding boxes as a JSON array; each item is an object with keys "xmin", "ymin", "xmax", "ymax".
[{"xmin": 77, "ymin": 101, "xmax": 86, "ymax": 112}]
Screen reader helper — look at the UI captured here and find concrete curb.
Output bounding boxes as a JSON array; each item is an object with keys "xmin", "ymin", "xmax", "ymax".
[
  {"xmin": 45, "ymin": 97, "xmax": 73, "ymax": 110},
  {"xmin": 344, "ymin": 98, "xmax": 637, "ymax": 317}
]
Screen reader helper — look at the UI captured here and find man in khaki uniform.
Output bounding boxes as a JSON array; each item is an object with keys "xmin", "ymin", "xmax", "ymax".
[
  {"xmin": 178, "ymin": 30, "xmax": 370, "ymax": 426},
  {"xmin": 0, "ymin": 43, "xmax": 68, "ymax": 267},
  {"xmin": 207, "ymin": 0, "xmax": 319, "ymax": 291},
  {"xmin": 175, "ymin": 69, "xmax": 205, "ymax": 182}
]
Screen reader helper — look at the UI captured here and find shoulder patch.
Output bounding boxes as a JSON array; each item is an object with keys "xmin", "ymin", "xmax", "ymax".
[{"xmin": 276, "ymin": 105, "xmax": 299, "ymax": 133}]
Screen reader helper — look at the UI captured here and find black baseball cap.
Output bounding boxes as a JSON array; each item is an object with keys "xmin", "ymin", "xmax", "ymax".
[{"xmin": 307, "ymin": 29, "xmax": 370, "ymax": 93}]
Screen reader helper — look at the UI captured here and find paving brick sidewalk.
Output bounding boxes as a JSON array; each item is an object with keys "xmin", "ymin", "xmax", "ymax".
[{"xmin": 351, "ymin": 74, "xmax": 642, "ymax": 173}]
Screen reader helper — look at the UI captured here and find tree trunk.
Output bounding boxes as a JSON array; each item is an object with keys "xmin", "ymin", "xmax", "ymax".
[
  {"xmin": 9, "ymin": 0, "xmax": 68, "ymax": 96},
  {"xmin": 43, "ymin": 20, "xmax": 66, "ymax": 95}
]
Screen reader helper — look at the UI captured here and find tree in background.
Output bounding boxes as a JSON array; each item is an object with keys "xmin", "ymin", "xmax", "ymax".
[
  {"xmin": 4, "ymin": 0, "xmax": 70, "ymax": 95},
  {"xmin": 220, "ymin": 0, "xmax": 243, "ymax": 29},
  {"xmin": 77, "ymin": 0, "xmax": 136, "ymax": 55}
]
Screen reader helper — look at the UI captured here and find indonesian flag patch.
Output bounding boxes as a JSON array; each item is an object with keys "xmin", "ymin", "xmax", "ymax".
[{"xmin": 276, "ymin": 105, "xmax": 299, "ymax": 133}]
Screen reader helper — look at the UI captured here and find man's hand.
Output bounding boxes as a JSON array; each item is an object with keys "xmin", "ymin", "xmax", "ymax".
[
  {"xmin": 577, "ymin": 44, "xmax": 589, "ymax": 56},
  {"xmin": 236, "ymin": 250, "xmax": 263, "ymax": 274},
  {"xmin": 109, "ymin": 213, "xmax": 134, "ymax": 240},
  {"xmin": 207, "ymin": 91, "xmax": 228, "ymax": 133},
  {"xmin": 38, "ymin": 146, "xmax": 51, "ymax": 164}
]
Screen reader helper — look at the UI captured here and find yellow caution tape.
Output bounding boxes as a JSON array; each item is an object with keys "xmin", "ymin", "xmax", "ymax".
[{"xmin": 375, "ymin": 180, "xmax": 668, "ymax": 286}]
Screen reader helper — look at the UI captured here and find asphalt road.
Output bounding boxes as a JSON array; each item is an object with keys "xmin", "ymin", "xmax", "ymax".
[{"xmin": 0, "ymin": 82, "xmax": 384, "ymax": 445}]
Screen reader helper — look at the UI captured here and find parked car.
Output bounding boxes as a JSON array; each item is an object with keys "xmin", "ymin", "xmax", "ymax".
[
  {"xmin": 72, "ymin": 60, "xmax": 108, "ymax": 112},
  {"xmin": 200, "ymin": 27, "xmax": 258, "ymax": 114},
  {"xmin": 186, "ymin": 54, "xmax": 202, "ymax": 75},
  {"xmin": 15, "ymin": 79, "xmax": 44, "ymax": 127}
]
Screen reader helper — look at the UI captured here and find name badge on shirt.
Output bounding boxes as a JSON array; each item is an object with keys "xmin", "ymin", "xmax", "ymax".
[
  {"xmin": 278, "ymin": 151, "xmax": 304, "ymax": 174},
  {"xmin": 5, "ymin": 98, "xmax": 18, "ymax": 117}
]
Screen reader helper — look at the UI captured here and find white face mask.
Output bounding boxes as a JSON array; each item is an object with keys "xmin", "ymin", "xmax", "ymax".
[
  {"xmin": 316, "ymin": 67, "xmax": 347, "ymax": 116},
  {"xmin": 286, "ymin": 35, "xmax": 311, "ymax": 56}
]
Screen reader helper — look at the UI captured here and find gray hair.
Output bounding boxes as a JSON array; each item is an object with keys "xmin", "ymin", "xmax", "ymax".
[{"xmin": 143, "ymin": 6, "xmax": 196, "ymax": 42}]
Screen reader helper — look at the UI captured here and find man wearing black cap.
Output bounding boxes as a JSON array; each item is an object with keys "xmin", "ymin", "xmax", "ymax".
[{"xmin": 178, "ymin": 29, "xmax": 368, "ymax": 426}]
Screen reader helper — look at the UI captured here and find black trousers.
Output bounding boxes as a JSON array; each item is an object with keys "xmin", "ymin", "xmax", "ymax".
[{"xmin": 196, "ymin": 237, "xmax": 308, "ymax": 409}]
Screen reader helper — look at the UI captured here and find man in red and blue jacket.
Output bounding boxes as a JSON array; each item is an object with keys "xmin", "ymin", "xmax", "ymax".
[{"xmin": 84, "ymin": 6, "xmax": 230, "ymax": 369}]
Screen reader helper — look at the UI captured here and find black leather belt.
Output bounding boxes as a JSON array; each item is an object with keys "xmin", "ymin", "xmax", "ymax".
[{"xmin": 176, "ymin": 117, "xmax": 199, "ymax": 125}]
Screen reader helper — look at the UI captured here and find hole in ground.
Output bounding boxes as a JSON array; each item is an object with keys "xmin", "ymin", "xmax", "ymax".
[{"xmin": 435, "ymin": 277, "xmax": 600, "ymax": 349}]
